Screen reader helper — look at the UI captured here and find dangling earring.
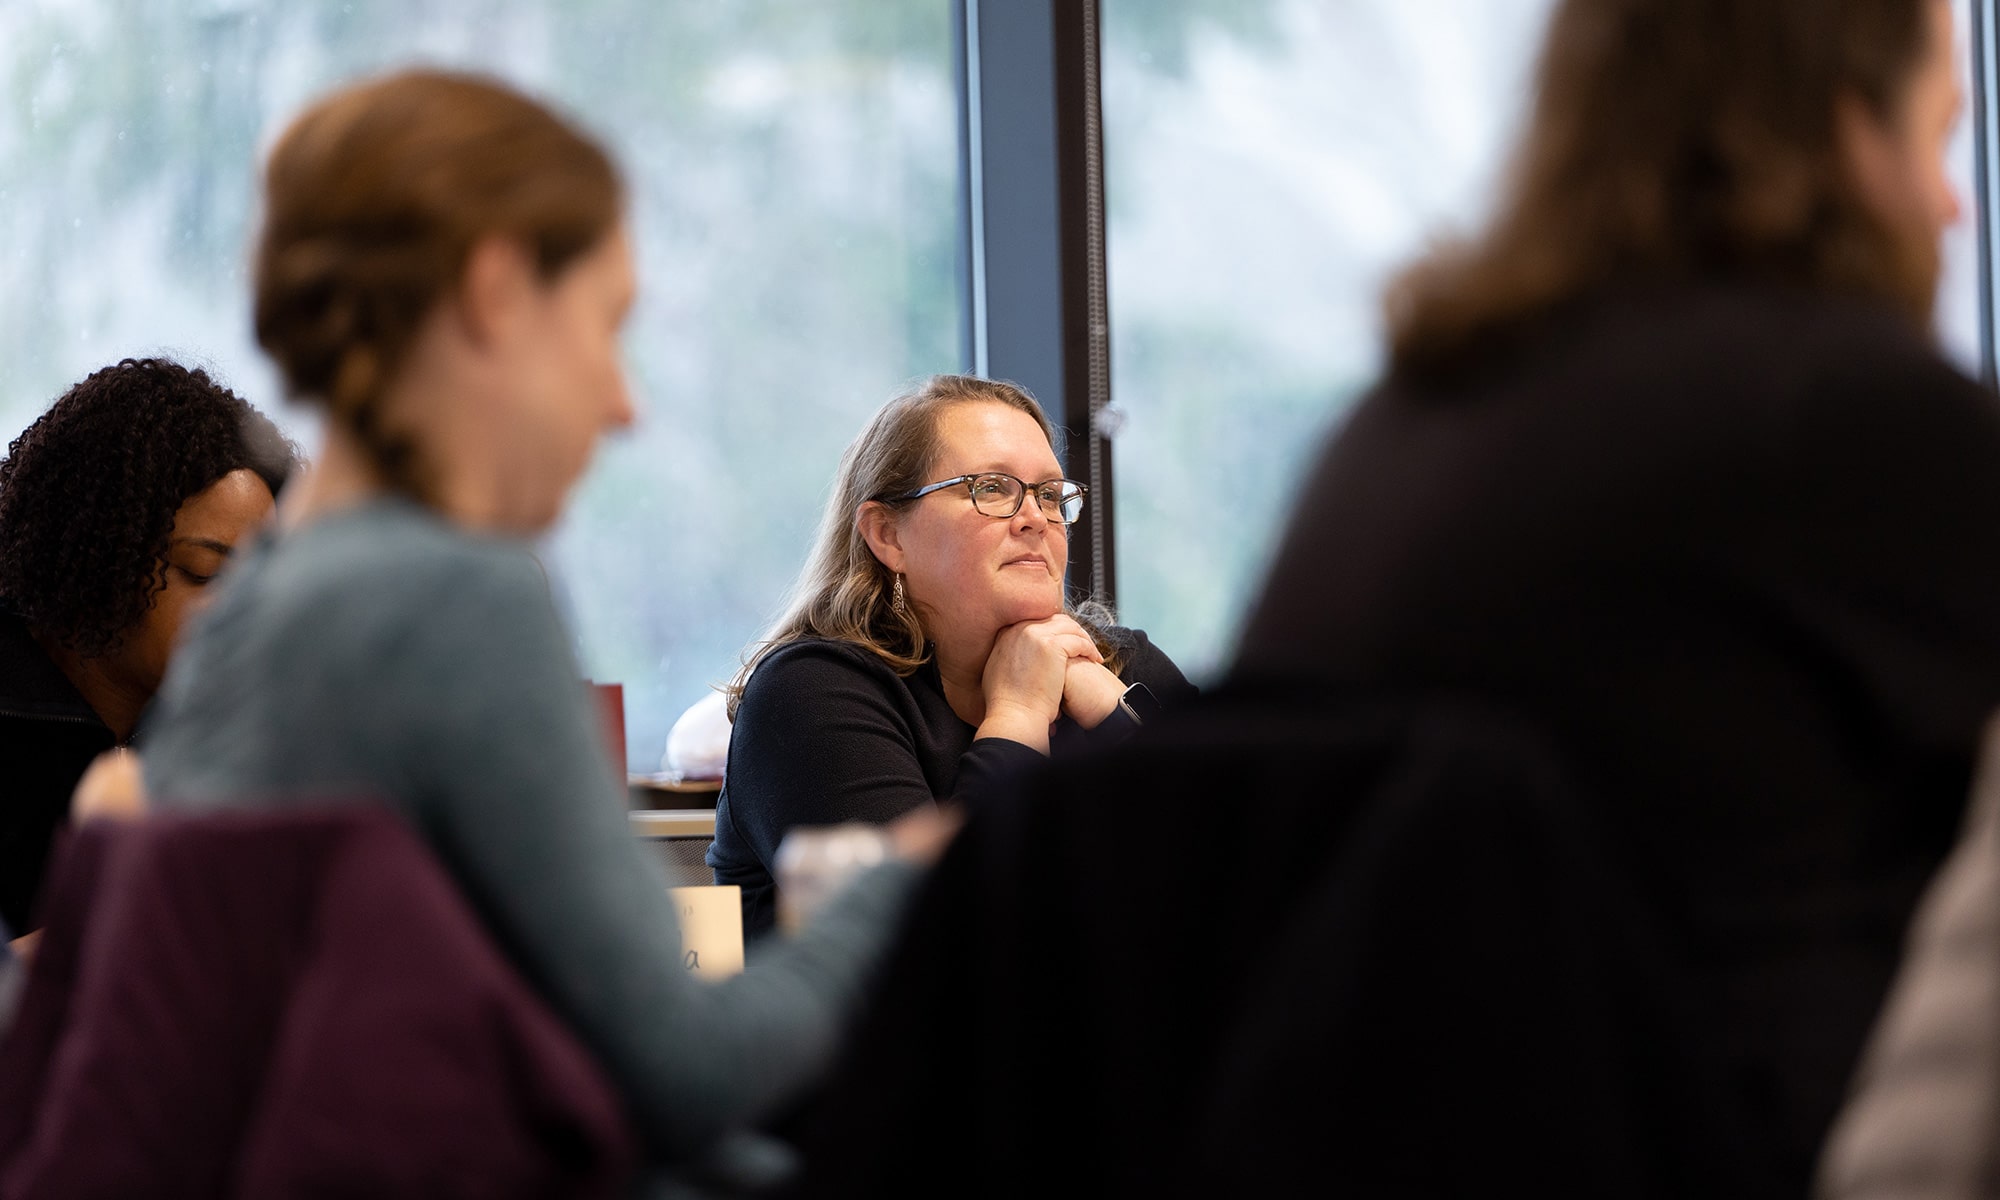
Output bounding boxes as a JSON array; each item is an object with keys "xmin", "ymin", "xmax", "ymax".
[{"xmin": 891, "ymin": 573, "xmax": 907, "ymax": 616}]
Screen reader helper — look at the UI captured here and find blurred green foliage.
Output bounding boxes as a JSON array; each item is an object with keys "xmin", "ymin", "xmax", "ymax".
[{"xmin": 0, "ymin": 0, "xmax": 961, "ymax": 769}]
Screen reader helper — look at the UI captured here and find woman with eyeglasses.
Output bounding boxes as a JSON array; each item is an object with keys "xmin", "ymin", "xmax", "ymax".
[{"xmin": 709, "ymin": 374, "xmax": 1195, "ymax": 938}]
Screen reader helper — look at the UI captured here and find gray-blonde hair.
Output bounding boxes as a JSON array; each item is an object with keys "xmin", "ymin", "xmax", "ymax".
[{"xmin": 725, "ymin": 374, "xmax": 1120, "ymax": 719}]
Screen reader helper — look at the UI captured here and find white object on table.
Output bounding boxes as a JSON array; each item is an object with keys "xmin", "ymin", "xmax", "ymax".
[{"xmin": 662, "ymin": 690, "xmax": 731, "ymax": 781}]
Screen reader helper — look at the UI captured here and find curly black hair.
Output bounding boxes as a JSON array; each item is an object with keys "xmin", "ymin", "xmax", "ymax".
[{"xmin": 0, "ymin": 358, "xmax": 299, "ymax": 656}]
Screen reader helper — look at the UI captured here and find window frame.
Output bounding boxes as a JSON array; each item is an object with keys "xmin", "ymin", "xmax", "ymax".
[
  {"xmin": 965, "ymin": 0, "xmax": 2000, "ymax": 617},
  {"xmin": 956, "ymin": 0, "xmax": 1117, "ymax": 607}
]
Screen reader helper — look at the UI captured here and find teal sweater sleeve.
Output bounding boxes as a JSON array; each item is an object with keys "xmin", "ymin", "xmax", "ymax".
[{"xmin": 145, "ymin": 508, "xmax": 917, "ymax": 1164}]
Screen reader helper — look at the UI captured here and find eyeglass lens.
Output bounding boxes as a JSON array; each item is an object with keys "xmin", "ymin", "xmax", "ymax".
[{"xmin": 967, "ymin": 474, "xmax": 1085, "ymax": 523}]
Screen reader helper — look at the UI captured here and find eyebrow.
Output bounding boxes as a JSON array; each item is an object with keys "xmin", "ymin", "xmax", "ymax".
[
  {"xmin": 171, "ymin": 537, "xmax": 236, "ymax": 556},
  {"xmin": 965, "ymin": 464, "xmax": 1067, "ymax": 479}
]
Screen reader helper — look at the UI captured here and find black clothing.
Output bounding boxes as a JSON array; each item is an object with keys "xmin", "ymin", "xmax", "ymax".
[
  {"xmin": 1235, "ymin": 282, "xmax": 2000, "ymax": 1186},
  {"xmin": 791, "ymin": 690, "xmax": 1773, "ymax": 1198},
  {"xmin": 710, "ymin": 630, "xmax": 1194, "ymax": 938},
  {"xmin": 0, "ymin": 611, "xmax": 113, "ymax": 931}
]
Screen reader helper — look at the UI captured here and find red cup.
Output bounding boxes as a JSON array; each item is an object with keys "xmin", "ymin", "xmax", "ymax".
[{"xmin": 589, "ymin": 682, "xmax": 626, "ymax": 777}]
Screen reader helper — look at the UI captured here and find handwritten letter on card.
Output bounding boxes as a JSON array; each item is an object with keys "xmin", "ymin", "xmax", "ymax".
[{"xmin": 669, "ymin": 884, "xmax": 745, "ymax": 979}]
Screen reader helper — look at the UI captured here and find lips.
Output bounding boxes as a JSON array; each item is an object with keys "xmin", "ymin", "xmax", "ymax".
[{"xmin": 1002, "ymin": 555, "xmax": 1050, "ymax": 572}]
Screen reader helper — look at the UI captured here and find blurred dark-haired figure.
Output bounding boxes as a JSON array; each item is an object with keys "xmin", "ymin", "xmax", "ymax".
[
  {"xmin": 0, "ymin": 358, "xmax": 295, "ymax": 931},
  {"xmin": 1226, "ymin": 0, "xmax": 1991, "ymax": 1185}
]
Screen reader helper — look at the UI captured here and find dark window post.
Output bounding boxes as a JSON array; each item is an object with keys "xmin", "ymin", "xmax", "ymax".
[
  {"xmin": 955, "ymin": 0, "xmax": 1117, "ymax": 606},
  {"xmin": 1973, "ymin": 0, "xmax": 1998, "ymax": 385}
]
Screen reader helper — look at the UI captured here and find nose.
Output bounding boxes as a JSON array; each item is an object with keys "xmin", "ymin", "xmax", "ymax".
[{"xmin": 1012, "ymin": 492, "xmax": 1050, "ymax": 534}]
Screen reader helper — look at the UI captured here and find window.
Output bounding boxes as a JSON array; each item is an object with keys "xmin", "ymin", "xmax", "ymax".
[
  {"xmin": 0, "ymin": 1, "xmax": 962, "ymax": 770},
  {"xmin": 1101, "ymin": 0, "xmax": 1985, "ymax": 681},
  {"xmin": 2, "ymin": 0, "xmax": 1990, "ymax": 753}
]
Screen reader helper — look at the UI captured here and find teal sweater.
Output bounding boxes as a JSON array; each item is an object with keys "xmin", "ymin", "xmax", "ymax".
[{"xmin": 143, "ymin": 498, "xmax": 916, "ymax": 1164}]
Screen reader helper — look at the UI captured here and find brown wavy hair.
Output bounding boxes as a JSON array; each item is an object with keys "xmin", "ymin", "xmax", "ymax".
[
  {"xmin": 253, "ymin": 69, "xmax": 622, "ymax": 498},
  {"xmin": 725, "ymin": 375, "xmax": 1121, "ymax": 719},
  {"xmin": 1389, "ymin": 0, "xmax": 1943, "ymax": 374}
]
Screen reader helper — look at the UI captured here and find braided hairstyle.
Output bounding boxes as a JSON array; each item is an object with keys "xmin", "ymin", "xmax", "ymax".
[
  {"xmin": 0, "ymin": 357, "xmax": 297, "ymax": 655},
  {"xmin": 252, "ymin": 69, "xmax": 622, "ymax": 498}
]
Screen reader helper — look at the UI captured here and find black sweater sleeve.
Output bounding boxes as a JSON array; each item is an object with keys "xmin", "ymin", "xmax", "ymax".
[
  {"xmin": 1115, "ymin": 627, "xmax": 1200, "ymax": 707},
  {"xmin": 711, "ymin": 641, "xmax": 1039, "ymax": 937},
  {"xmin": 713, "ymin": 631, "xmax": 1195, "ymax": 937}
]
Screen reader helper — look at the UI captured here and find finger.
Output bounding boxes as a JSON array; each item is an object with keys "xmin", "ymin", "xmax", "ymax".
[
  {"xmin": 994, "ymin": 618, "xmax": 1053, "ymax": 646},
  {"xmin": 1048, "ymin": 616, "xmax": 1105, "ymax": 659},
  {"xmin": 1035, "ymin": 613, "xmax": 1090, "ymax": 638},
  {"xmin": 1050, "ymin": 634, "xmax": 1103, "ymax": 663}
]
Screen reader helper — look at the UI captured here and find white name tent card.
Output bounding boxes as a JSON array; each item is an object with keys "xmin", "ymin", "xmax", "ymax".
[{"xmin": 669, "ymin": 884, "xmax": 744, "ymax": 979}]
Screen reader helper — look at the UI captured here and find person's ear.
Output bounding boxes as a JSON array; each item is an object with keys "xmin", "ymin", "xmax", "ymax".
[
  {"xmin": 856, "ymin": 501, "xmax": 906, "ymax": 573},
  {"xmin": 1835, "ymin": 88, "xmax": 1903, "ymax": 228},
  {"xmin": 455, "ymin": 236, "xmax": 537, "ymax": 349}
]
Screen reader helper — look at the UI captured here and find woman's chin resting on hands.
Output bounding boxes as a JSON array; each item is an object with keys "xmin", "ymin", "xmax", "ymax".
[{"xmin": 708, "ymin": 375, "xmax": 1198, "ymax": 939}]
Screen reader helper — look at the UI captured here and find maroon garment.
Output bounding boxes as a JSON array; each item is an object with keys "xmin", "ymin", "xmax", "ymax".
[{"xmin": 0, "ymin": 807, "xmax": 637, "ymax": 1198}]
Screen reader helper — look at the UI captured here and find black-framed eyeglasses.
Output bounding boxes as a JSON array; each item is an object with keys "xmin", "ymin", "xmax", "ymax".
[{"xmin": 888, "ymin": 472, "xmax": 1089, "ymax": 525}]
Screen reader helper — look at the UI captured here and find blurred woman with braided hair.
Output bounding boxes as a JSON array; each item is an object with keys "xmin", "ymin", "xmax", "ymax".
[
  {"xmin": 136, "ymin": 68, "xmax": 951, "ymax": 1175},
  {"xmin": 0, "ymin": 357, "xmax": 294, "ymax": 932}
]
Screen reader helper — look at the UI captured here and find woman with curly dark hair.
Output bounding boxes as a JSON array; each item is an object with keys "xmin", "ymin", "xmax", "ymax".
[{"xmin": 0, "ymin": 357, "xmax": 295, "ymax": 931}]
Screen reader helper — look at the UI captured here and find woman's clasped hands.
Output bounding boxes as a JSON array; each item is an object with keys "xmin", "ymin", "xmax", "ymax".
[{"xmin": 975, "ymin": 613, "xmax": 1124, "ymax": 751}]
